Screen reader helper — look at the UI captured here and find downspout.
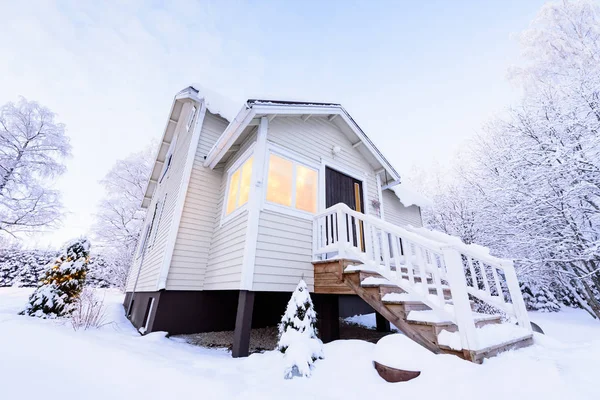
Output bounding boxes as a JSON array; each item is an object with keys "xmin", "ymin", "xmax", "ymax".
[{"xmin": 126, "ymin": 231, "xmax": 150, "ymax": 319}]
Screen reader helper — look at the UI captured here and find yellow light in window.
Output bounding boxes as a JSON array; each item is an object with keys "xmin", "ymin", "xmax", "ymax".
[
  {"xmin": 226, "ymin": 169, "xmax": 240, "ymax": 214},
  {"xmin": 266, "ymin": 154, "xmax": 293, "ymax": 207},
  {"xmin": 296, "ymin": 165, "xmax": 317, "ymax": 213},
  {"xmin": 238, "ymin": 157, "xmax": 253, "ymax": 206}
]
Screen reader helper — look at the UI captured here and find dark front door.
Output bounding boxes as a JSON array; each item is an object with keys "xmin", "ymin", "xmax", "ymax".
[
  {"xmin": 325, "ymin": 167, "xmax": 365, "ymax": 249},
  {"xmin": 325, "ymin": 167, "xmax": 364, "ymax": 210}
]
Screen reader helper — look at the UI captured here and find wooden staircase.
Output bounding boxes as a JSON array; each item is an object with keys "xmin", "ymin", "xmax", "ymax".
[{"xmin": 314, "ymin": 258, "xmax": 534, "ymax": 364}]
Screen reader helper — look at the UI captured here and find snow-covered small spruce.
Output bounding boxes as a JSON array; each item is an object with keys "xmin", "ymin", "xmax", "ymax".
[
  {"xmin": 21, "ymin": 238, "xmax": 91, "ymax": 318},
  {"xmin": 521, "ymin": 282, "xmax": 561, "ymax": 312},
  {"xmin": 277, "ymin": 279, "xmax": 323, "ymax": 379}
]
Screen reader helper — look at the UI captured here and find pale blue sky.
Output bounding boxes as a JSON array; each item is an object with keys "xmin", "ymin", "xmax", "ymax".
[{"xmin": 0, "ymin": 0, "xmax": 547, "ymax": 247}]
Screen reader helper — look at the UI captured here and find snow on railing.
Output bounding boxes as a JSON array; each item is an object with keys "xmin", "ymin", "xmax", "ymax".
[{"xmin": 312, "ymin": 203, "xmax": 531, "ymax": 351}]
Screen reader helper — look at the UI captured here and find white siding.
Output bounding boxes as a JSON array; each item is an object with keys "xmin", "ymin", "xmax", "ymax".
[
  {"xmin": 252, "ymin": 116, "xmax": 380, "ymax": 292},
  {"xmin": 203, "ymin": 130, "xmax": 257, "ymax": 290},
  {"xmin": 165, "ymin": 112, "xmax": 229, "ymax": 290},
  {"xmin": 126, "ymin": 101, "xmax": 198, "ymax": 292},
  {"xmin": 382, "ymin": 189, "xmax": 423, "ymax": 227}
]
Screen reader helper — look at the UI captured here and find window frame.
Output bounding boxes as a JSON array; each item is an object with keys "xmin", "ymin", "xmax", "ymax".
[
  {"xmin": 262, "ymin": 144, "xmax": 320, "ymax": 220},
  {"xmin": 186, "ymin": 106, "xmax": 197, "ymax": 131},
  {"xmin": 159, "ymin": 135, "xmax": 178, "ymax": 183},
  {"xmin": 221, "ymin": 144, "xmax": 256, "ymax": 225}
]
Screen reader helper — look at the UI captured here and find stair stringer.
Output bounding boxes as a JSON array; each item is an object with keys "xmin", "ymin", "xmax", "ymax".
[{"xmin": 341, "ymin": 270, "xmax": 444, "ymax": 355}]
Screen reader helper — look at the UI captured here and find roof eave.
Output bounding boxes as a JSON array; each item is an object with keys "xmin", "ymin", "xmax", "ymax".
[
  {"xmin": 203, "ymin": 102, "xmax": 401, "ymax": 183},
  {"xmin": 141, "ymin": 88, "xmax": 203, "ymax": 208}
]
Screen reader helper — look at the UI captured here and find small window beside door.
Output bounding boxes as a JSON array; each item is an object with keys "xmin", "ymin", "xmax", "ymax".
[
  {"xmin": 265, "ymin": 153, "xmax": 318, "ymax": 214},
  {"xmin": 225, "ymin": 155, "xmax": 254, "ymax": 216}
]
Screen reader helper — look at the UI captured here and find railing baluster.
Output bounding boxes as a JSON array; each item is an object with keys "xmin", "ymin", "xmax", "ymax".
[
  {"xmin": 391, "ymin": 235, "xmax": 403, "ymax": 279},
  {"xmin": 382, "ymin": 231, "xmax": 392, "ymax": 273},
  {"xmin": 405, "ymin": 241, "xmax": 415, "ymax": 285},
  {"xmin": 467, "ymin": 256, "xmax": 478, "ymax": 290},
  {"xmin": 348, "ymin": 214, "xmax": 355, "ymax": 251},
  {"xmin": 416, "ymin": 246, "xmax": 429, "ymax": 296},
  {"xmin": 373, "ymin": 227, "xmax": 382, "ymax": 265},
  {"xmin": 480, "ymin": 262, "xmax": 491, "ymax": 294},
  {"xmin": 490, "ymin": 265, "xmax": 502, "ymax": 299},
  {"xmin": 431, "ymin": 257, "xmax": 445, "ymax": 307},
  {"xmin": 336, "ymin": 210, "xmax": 347, "ymax": 258}
]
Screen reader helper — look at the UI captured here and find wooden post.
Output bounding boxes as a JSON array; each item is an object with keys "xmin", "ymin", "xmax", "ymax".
[
  {"xmin": 232, "ymin": 290, "xmax": 255, "ymax": 358},
  {"xmin": 442, "ymin": 247, "xmax": 479, "ymax": 351},
  {"xmin": 503, "ymin": 260, "xmax": 532, "ymax": 331},
  {"xmin": 376, "ymin": 312, "xmax": 391, "ymax": 332},
  {"xmin": 316, "ymin": 294, "xmax": 340, "ymax": 343}
]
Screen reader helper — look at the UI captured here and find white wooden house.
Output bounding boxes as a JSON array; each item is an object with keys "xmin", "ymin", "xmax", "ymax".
[{"xmin": 125, "ymin": 86, "xmax": 533, "ymax": 362}]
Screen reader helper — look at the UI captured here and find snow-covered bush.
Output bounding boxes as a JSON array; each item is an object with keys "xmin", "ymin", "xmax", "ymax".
[
  {"xmin": 21, "ymin": 238, "xmax": 91, "ymax": 318},
  {"xmin": 70, "ymin": 288, "xmax": 108, "ymax": 330},
  {"xmin": 277, "ymin": 279, "xmax": 323, "ymax": 379},
  {"xmin": 521, "ymin": 282, "xmax": 561, "ymax": 312},
  {"xmin": 0, "ymin": 248, "xmax": 118, "ymax": 288}
]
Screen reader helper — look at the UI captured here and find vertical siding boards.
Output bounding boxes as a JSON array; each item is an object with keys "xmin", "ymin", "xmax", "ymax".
[
  {"xmin": 166, "ymin": 112, "xmax": 229, "ymax": 291},
  {"xmin": 252, "ymin": 116, "xmax": 380, "ymax": 292},
  {"xmin": 382, "ymin": 189, "xmax": 423, "ymax": 227},
  {"xmin": 125, "ymin": 101, "xmax": 198, "ymax": 292},
  {"xmin": 203, "ymin": 129, "xmax": 258, "ymax": 290}
]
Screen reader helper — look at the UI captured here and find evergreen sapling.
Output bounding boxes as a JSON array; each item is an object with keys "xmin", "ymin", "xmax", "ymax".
[
  {"xmin": 21, "ymin": 238, "xmax": 91, "ymax": 318},
  {"xmin": 277, "ymin": 279, "xmax": 323, "ymax": 379}
]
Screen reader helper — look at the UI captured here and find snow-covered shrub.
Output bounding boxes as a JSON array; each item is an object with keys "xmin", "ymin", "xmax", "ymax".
[
  {"xmin": 0, "ymin": 248, "xmax": 117, "ymax": 288},
  {"xmin": 21, "ymin": 238, "xmax": 91, "ymax": 318},
  {"xmin": 70, "ymin": 288, "xmax": 108, "ymax": 330},
  {"xmin": 277, "ymin": 279, "xmax": 323, "ymax": 379},
  {"xmin": 521, "ymin": 282, "xmax": 561, "ymax": 312}
]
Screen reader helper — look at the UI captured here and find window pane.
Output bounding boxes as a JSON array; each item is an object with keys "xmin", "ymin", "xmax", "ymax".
[
  {"xmin": 296, "ymin": 165, "xmax": 318, "ymax": 213},
  {"xmin": 266, "ymin": 154, "xmax": 293, "ymax": 207},
  {"xmin": 226, "ymin": 169, "xmax": 240, "ymax": 214},
  {"xmin": 238, "ymin": 157, "xmax": 253, "ymax": 206}
]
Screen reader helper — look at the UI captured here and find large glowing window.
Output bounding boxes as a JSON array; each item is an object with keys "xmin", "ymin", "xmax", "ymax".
[
  {"xmin": 265, "ymin": 153, "xmax": 318, "ymax": 213},
  {"xmin": 226, "ymin": 156, "xmax": 253, "ymax": 215}
]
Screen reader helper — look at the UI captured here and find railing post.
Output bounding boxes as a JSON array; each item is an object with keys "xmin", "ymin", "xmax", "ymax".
[
  {"xmin": 364, "ymin": 221, "xmax": 374, "ymax": 263},
  {"xmin": 336, "ymin": 209, "xmax": 347, "ymax": 258},
  {"xmin": 503, "ymin": 260, "xmax": 532, "ymax": 332},
  {"xmin": 442, "ymin": 247, "xmax": 479, "ymax": 351},
  {"xmin": 312, "ymin": 215, "xmax": 319, "ymax": 261}
]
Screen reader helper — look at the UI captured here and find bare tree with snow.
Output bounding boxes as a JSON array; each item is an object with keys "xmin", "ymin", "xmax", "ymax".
[
  {"xmin": 0, "ymin": 98, "xmax": 70, "ymax": 237},
  {"xmin": 421, "ymin": 0, "xmax": 600, "ymax": 319},
  {"xmin": 91, "ymin": 145, "xmax": 154, "ymax": 288}
]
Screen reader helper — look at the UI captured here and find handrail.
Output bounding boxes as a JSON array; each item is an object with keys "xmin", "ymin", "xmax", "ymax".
[
  {"xmin": 317, "ymin": 203, "xmax": 447, "ymax": 253},
  {"xmin": 312, "ymin": 203, "xmax": 532, "ymax": 351}
]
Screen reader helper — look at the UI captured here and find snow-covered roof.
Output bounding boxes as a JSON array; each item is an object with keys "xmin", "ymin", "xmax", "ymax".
[
  {"xmin": 189, "ymin": 84, "xmax": 240, "ymax": 122},
  {"xmin": 388, "ymin": 182, "xmax": 433, "ymax": 208}
]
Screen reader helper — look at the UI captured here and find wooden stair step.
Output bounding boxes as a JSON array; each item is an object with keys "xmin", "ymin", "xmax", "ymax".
[{"xmin": 406, "ymin": 310, "xmax": 502, "ymax": 328}]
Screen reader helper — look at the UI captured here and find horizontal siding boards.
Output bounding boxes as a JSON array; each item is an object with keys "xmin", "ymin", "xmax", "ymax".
[
  {"xmin": 126, "ymin": 101, "xmax": 198, "ymax": 292},
  {"xmin": 252, "ymin": 210, "xmax": 314, "ymax": 292},
  {"xmin": 167, "ymin": 111, "xmax": 229, "ymax": 291},
  {"xmin": 266, "ymin": 116, "xmax": 379, "ymax": 218},
  {"xmin": 251, "ymin": 116, "xmax": 382, "ymax": 292},
  {"xmin": 382, "ymin": 189, "xmax": 423, "ymax": 227},
  {"xmin": 203, "ymin": 132, "xmax": 258, "ymax": 290}
]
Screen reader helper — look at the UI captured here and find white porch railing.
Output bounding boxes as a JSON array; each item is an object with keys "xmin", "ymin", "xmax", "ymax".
[{"xmin": 313, "ymin": 203, "xmax": 531, "ymax": 351}]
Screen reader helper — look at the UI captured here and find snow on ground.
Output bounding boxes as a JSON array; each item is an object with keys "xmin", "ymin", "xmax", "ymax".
[{"xmin": 1, "ymin": 288, "xmax": 599, "ymax": 399}]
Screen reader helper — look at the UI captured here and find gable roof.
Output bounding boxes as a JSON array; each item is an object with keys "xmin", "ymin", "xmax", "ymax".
[{"xmin": 204, "ymin": 99, "xmax": 401, "ymax": 185}]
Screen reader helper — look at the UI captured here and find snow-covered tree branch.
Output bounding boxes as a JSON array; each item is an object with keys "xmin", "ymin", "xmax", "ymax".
[
  {"xmin": 0, "ymin": 98, "xmax": 70, "ymax": 236},
  {"xmin": 419, "ymin": 0, "xmax": 600, "ymax": 318},
  {"xmin": 91, "ymin": 145, "xmax": 154, "ymax": 288}
]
